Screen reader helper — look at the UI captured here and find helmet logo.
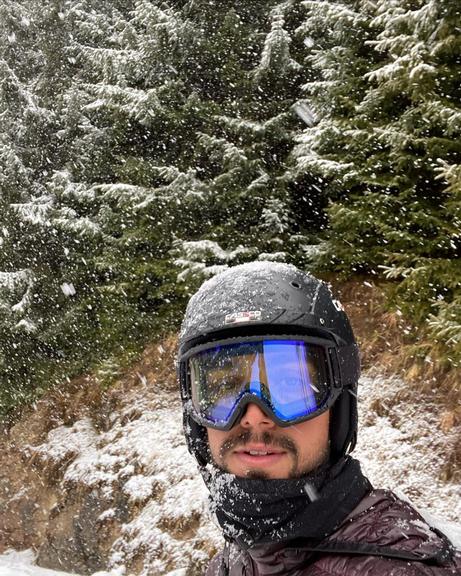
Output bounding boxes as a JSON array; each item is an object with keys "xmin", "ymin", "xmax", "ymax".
[
  {"xmin": 332, "ymin": 299, "xmax": 344, "ymax": 312},
  {"xmin": 225, "ymin": 311, "xmax": 262, "ymax": 324}
]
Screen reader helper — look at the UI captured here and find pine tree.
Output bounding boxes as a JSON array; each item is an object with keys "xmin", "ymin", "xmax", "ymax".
[
  {"xmin": 59, "ymin": 0, "xmax": 311, "ymax": 301},
  {"xmin": 0, "ymin": 2, "xmax": 50, "ymax": 408},
  {"xmin": 287, "ymin": 0, "xmax": 379, "ymax": 263},
  {"xmin": 295, "ymin": 0, "xmax": 461, "ymax": 364},
  {"xmin": 0, "ymin": 0, "xmax": 111, "ymax": 412}
]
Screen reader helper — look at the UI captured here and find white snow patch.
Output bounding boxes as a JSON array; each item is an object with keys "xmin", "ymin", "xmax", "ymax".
[
  {"xmin": 257, "ymin": 252, "xmax": 287, "ymax": 261},
  {"xmin": 421, "ymin": 512, "xmax": 461, "ymax": 549},
  {"xmin": 356, "ymin": 374, "xmax": 461, "ymax": 522},
  {"xmin": 0, "ymin": 549, "xmax": 79, "ymax": 575},
  {"xmin": 98, "ymin": 508, "xmax": 116, "ymax": 522},
  {"xmin": 122, "ymin": 475, "xmax": 155, "ymax": 502},
  {"xmin": 0, "ymin": 548, "xmax": 133, "ymax": 575},
  {"xmin": 60, "ymin": 283, "xmax": 76, "ymax": 297},
  {"xmin": 31, "ymin": 395, "xmax": 222, "ymax": 575},
  {"xmin": 13, "ymin": 319, "xmax": 37, "ymax": 334},
  {"xmin": 174, "ymin": 240, "xmax": 250, "ymax": 282}
]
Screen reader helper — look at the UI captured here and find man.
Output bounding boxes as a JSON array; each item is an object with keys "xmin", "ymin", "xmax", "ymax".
[{"xmin": 177, "ymin": 261, "xmax": 460, "ymax": 575}]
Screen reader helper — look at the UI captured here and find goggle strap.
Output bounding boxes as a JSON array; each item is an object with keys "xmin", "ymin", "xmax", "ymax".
[{"xmin": 336, "ymin": 344, "xmax": 360, "ymax": 386}]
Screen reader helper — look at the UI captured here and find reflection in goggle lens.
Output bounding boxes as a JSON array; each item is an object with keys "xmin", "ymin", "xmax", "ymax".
[{"xmin": 189, "ymin": 340, "xmax": 329, "ymax": 426}]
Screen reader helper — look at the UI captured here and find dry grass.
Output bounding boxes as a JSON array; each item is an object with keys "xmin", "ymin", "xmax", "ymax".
[{"xmin": 333, "ymin": 278, "xmax": 461, "ymax": 432}]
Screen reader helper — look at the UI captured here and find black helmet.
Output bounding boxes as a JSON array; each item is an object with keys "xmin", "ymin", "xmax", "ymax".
[{"xmin": 178, "ymin": 261, "xmax": 360, "ymax": 467}]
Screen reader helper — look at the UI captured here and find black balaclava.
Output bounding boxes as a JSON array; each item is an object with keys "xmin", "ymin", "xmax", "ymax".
[{"xmin": 199, "ymin": 438, "xmax": 371, "ymax": 549}]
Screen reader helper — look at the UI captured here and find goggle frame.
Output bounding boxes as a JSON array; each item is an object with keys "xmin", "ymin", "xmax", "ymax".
[{"xmin": 180, "ymin": 334, "xmax": 344, "ymax": 431}]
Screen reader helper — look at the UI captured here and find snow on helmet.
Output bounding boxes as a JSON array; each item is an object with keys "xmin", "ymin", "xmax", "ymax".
[{"xmin": 178, "ymin": 261, "xmax": 360, "ymax": 467}]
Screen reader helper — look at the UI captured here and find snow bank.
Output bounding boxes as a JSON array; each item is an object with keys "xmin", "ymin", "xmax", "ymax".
[
  {"xmin": 0, "ymin": 549, "xmax": 128, "ymax": 575},
  {"xmin": 31, "ymin": 390, "xmax": 222, "ymax": 575}
]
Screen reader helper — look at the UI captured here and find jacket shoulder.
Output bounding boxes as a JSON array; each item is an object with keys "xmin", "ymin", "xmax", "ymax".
[
  {"xmin": 317, "ymin": 489, "xmax": 461, "ymax": 575},
  {"xmin": 336, "ymin": 490, "xmax": 451, "ymax": 551},
  {"xmin": 205, "ymin": 553, "xmax": 221, "ymax": 576},
  {"xmin": 207, "ymin": 491, "xmax": 460, "ymax": 576}
]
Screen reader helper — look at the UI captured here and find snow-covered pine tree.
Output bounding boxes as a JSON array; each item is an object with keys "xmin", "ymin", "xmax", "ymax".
[
  {"xmin": 294, "ymin": 0, "xmax": 461, "ymax": 364},
  {"xmin": 287, "ymin": 0, "xmax": 379, "ymax": 263},
  {"xmin": 170, "ymin": 0, "xmax": 309, "ymax": 280},
  {"xmin": 63, "ymin": 0, "xmax": 310, "ymax": 298},
  {"xmin": 57, "ymin": 1, "xmax": 210, "ymax": 351},
  {"xmin": 406, "ymin": 158, "xmax": 461, "ymax": 361},
  {"xmin": 0, "ymin": 2, "xmax": 56, "ymax": 410},
  {"xmin": 0, "ymin": 0, "xmax": 112, "ymax": 411}
]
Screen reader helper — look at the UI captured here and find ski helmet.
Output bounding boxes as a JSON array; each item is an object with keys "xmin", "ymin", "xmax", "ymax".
[{"xmin": 178, "ymin": 261, "xmax": 360, "ymax": 467}]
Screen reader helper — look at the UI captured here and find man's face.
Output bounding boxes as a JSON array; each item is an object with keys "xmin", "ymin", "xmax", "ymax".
[{"xmin": 207, "ymin": 403, "xmax": 330, "ymax": 479}]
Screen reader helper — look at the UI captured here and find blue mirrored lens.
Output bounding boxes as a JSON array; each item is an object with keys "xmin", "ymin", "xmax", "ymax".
[{"xmin": 189, "ymin": 339, "xmax": 329, "ymax": 426}]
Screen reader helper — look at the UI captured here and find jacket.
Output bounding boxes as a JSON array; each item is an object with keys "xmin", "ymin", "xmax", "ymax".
[{"xmin": 206, "ymin": 489, "xmax": 461, "ymax": 575}]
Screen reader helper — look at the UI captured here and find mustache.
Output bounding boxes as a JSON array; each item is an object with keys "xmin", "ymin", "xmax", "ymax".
[{"xmin": 219, "ymin": 430, "xmax": 298, "ymax": 459}]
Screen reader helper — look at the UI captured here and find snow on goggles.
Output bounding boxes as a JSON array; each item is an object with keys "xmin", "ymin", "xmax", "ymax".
[{"xmin": 183, "ymin": 337, "xmax": 342, "ymax": 430}]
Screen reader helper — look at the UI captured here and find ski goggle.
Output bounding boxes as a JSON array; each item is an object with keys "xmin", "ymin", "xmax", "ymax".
[{"xmin": 182, "ymin": 337, "xmax": 342, "ymax": 430}]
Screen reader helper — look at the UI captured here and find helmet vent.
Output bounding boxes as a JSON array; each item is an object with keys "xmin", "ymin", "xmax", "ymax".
[{"xmin": 290, "ymin": 281, "xmax": 302, "ymax": 289}]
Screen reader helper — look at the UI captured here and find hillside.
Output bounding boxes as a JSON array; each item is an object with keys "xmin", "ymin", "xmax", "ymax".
[{"xmin": 0, "ymin": 280, "xmax": 459, "ymax": 575}]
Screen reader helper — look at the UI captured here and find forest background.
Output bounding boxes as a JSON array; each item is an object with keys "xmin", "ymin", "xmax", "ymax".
[{"xmin": 0, "ymin": 0, "xmax": 460, "ymax": 417}]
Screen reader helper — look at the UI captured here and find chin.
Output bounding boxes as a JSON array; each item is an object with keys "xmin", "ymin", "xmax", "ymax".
[{"xmin": 245, "ymin": 469, "xmax": 271, "ymax": 479}]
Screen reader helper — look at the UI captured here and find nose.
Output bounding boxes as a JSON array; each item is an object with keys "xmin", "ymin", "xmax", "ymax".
[{"xmin": 240, "ymin": 402, "xmax": 276, "ymax": 430}]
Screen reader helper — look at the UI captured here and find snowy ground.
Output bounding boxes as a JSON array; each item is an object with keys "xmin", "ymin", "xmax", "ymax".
[
  {"xmin": 356, "ymin": 374, "xmax": 460, "ymax": 520},
  {"xmin": 0, "ymin": 549, "xmax": 126, "ymax": 576},
  {"xmin": 1, "ymin": 371, "xmax": 460, "ymax": 576}
]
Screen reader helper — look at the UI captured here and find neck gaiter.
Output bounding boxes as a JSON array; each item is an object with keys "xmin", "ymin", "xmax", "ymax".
[{"xmin": 203, "ymin": 457, "xmax": 371, "ymax": 549}]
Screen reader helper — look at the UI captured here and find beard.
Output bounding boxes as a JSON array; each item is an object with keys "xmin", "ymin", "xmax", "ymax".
[{"xmin": 216, "ymin": 429, "xmax": 330, "ymax": 479}]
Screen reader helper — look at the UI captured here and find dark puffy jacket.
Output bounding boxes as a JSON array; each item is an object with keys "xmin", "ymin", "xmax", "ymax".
[{"xmin": 206, "ymin": 490, "xmax": 461, "ymax": 576}]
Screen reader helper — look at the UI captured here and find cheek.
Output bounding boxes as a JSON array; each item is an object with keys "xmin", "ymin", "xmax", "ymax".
[
  {"xmin": 207, "ymin": 428, "xmax": 227, "ymax": 461},
  {"xmin": 293, "ymin": 412, "xmax": 330, "ymax": 452}
]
